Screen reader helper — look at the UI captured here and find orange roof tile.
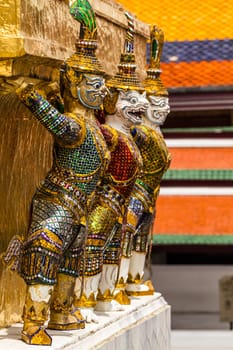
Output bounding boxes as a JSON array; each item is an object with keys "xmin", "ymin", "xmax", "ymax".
[
  {"xmin": 117, "ymin": 0, "xmax": 233, "ymax": 41},
  {"xmin": 117, "ymin": 0, "xmax": 233, "ymax": 89}
]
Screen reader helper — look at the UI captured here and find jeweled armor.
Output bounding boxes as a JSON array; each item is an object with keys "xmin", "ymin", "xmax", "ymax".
[
  {"xmin": 123, "ymin": 124, "xmax": 171, "ymax": 263},
  {"xmin": 18, "ymin": 87, "xmax": 109, "ymax": 284},
  {"xmin": 79, "ymin": 124, "xmax": 142, "ymax": 278}
]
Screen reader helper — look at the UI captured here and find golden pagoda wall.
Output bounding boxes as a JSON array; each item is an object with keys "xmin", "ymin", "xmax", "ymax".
[
  {"xmin": 0, "ymin": 0, "xmax": 149, "ymax": 78},
  {"xmin": 0, "ymin": 0, "xmax": 149, "ymax": 328}
]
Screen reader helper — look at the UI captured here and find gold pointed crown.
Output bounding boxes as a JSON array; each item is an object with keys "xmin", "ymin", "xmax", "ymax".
[
  {"xmin": 144, "ymin": 25, "xmax": 168, "ymax": 97},
  {"xmin": 106, "ymin": 12, "xmax": 144, "ymax": 92},
  {"xmin": 64, "ymin": 0, "xmax": 104, "ymax": 75}
]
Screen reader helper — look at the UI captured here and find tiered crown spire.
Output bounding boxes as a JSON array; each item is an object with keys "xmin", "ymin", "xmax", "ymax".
[
  {"xmin": 144, "ymin": 25, "xmax": 168, "ymax": 96},
  {"xmin": 106, "ymin": 12, "xmax": 144, "ymax": 91}
]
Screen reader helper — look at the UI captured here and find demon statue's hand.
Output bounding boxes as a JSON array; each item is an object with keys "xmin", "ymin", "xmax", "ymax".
[
  {"xmin": 0, "ymin": 76, "xmax": 28, "ymax": 95},
  {"xmin": 35, "ymin": 81, "xmax": 64, "ymax": 112},
  {"xmin": 0, "ymin": 77, "xmax": 63, "ymax": 111},
  {"xmin": 0, "ymin": 77, "xmax": 60, "ymax": 98},
  {"xmin": 0, "ymin": 76, "xmax": 46, "ymax": 95}
]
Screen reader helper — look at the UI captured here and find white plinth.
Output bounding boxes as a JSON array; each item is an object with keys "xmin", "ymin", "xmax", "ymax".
[{"xmin": 0, "ymin": 293, "xmax": 171, "ymax": 350}]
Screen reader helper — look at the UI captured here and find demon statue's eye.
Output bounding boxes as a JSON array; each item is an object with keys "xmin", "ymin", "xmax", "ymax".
[
  {"xmin": 93, "ymin": 82, "xmax": 102, "ymax": 89},
  {"xmin": 130, "ymin": 97, "xmax": 138, "ymax": 104}
]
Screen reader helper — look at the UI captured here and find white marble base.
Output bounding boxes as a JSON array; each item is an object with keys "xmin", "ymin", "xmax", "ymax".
[{"xmin": 0, "ymin": 293, "xmax": 171, "ymax": 350}]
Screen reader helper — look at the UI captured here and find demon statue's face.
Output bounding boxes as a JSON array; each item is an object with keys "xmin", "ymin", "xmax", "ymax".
[
  {"xmin": 146, "ymin": 95, "xmax": 170, "ymax": 126},
  {"xmin": 77, "ymin": 74, "xmax": 108, "ymax": 109},
  {"xmin": 116, "ymin": 90, "xmax": 149, "ymax": 127}
]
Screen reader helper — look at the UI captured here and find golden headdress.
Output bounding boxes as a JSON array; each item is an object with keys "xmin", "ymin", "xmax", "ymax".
[
  {"xmin": 144, "ymin": 25, "xmax": 168, "ymax": 97},
  {"xmin": 64, "ymin": 0, "xmax": 104, "ymax": 76},
  {"xmin": 106, "ymin": 12, "xmax": 144, "ymax": 92}
]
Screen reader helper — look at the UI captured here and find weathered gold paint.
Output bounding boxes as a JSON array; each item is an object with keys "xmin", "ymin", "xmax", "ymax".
[
  {"xmin": 0, "ymin": 262, "xmax": 26, "ymax": 327},
  {"xmin": 0, "ymin": 0, "xmax": 21, "ymax": 35},
  {"xmin": 0, "ymin": 0, "xmax": 25, "ymax": 58},
  {"xmin": 0, "ymin": 93, "xmax": 53, "ymax": 327},
  {"xmin": 0, "ymin": 37, "xmax": 25, "ymax": 58},
  {"xmin": 0, "ymin": 59, "xmax": 13, "ymax": 76}
]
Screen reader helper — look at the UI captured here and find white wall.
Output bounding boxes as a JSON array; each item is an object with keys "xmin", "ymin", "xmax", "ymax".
[{"xmin": 149, "ymin": 265, "xmax": 233, "ymax": 329}]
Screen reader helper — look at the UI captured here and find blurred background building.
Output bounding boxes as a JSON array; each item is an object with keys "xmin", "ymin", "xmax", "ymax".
[{"xmin": 116, "ymin": 0, "xmax": 233, "ymax": 253}]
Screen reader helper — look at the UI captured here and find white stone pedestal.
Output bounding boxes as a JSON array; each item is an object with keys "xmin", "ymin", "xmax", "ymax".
[{"xmin": 0, "ymin": 293, "xmax": 171, "ymax": 350}]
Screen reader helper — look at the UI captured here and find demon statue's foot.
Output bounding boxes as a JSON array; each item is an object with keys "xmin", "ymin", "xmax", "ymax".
[
  {"xmin": 21, "ymin": 326, "xmax": 52, "ymax": 346},
  {"xmin": 48, "ymin": 307, "xmax": 85, "ymax": 330},
  {"xmin": 48, "ymin": 274, "xmax": 86, "ymax": 330},
  {"xmin": 113, "ymin": 288, "xmax": 131, "ymax": 305},
  {"xmin": 126, "ymin": 280, "xmax": 155, "ymax": 296}
]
